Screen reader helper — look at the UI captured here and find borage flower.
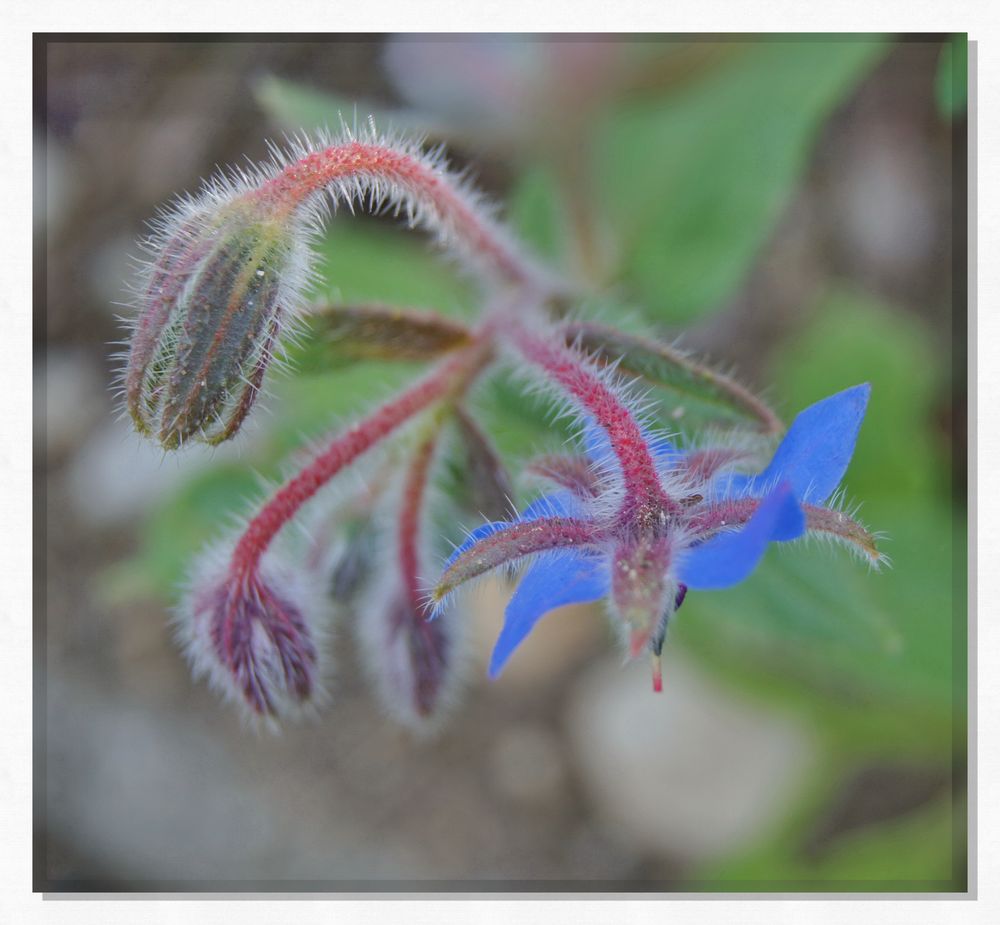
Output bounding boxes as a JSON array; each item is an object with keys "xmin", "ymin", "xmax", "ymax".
[{"xmin": 430, "ymin": 324, "xmax": 880, "ymax": 690}]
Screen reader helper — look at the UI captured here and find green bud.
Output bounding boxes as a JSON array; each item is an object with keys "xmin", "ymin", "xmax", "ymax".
[{"xmin": 126, "ymin": 200, "xmax": 304, "ymax": 449}]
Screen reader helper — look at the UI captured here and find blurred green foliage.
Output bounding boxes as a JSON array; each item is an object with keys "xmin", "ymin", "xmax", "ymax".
[
  {"xmin": 935, "ymin": 34, "xmax": 968, "ymax": 119},
  {"xmin": 675, "ymin": 289, "xmax": 962, "ymax": 886},
  {"xmin": 594, "ymin": 40, "xmax": 887, "ymax": 321},
  {"xmin": 118, "ymin": 38, "xmax": 963, "ymax": 889}
]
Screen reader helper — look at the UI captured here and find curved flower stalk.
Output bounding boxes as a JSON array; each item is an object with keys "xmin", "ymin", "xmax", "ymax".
[
  {"xmin": 431, "ymin": 327, "xmax": 879, "ymax": 689},
  {"xmin": 121, "ymin": 124, "xmax": 554, "ymax": 450},
  {"xmin": 177, "ymin": 340, "xmax": 489, "ymax": 722},
  {"xmin": 357, "ymin": 424, "xmax": 468, "ymax": 731},
  {"xmin": 122, "ymin": 122, "xmax": 884, "ymax": 726}
]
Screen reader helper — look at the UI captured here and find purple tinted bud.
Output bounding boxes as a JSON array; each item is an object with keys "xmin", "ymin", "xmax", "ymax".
[
  {"xmin": 179, "ymin": 547, "xmax": 328, "ymax": 724},
  {"xmin": 357, "ymin": 586, "xmax": 465, "ymax": 733},
  {"xmin": 125, "ymin": 196, "xmax": 308, "ymax": 449},
  {"xmin": 329, "ymin": 526, "xmax": 376, "ymax": 602}
]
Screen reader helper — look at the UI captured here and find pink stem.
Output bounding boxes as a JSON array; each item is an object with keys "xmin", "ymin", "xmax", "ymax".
[
  {"xmin": 435, "ymin": 516, "xmax": 605, "ymax": 600},
  {"xmin": 256, "ymin": 140, "xmax": 543, "ymax": 290},
  {"xmin": 684, "ymin": 498, "xmax": 759, "ymax": 537},
  {"xmin": 399, "ymin": 429, "xmax": 439, "ymax": 616},
  {"xmin": 508, "ymin": 324, "xmax": 679, "ymax": 522},
  {"xmin": 230, "ymin": 343, "xmax": 488, "ymax": 583}
]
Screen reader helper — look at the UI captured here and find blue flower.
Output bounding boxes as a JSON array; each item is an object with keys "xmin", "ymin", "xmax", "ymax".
[{"xmin": 433, "ymin": 384, "xmax": 874, "ymax": 681}]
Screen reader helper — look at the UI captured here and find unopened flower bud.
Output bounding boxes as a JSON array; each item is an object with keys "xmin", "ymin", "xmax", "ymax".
[
  {"xmin": 328, "ymin": 521, "xmax": 378, "ymax": 603},
  {"xmin": 125, "ymin": 194, "xmax": 308, "ymax": 449},
  {"xmin": 178, "ymin": 547, "xmax": 328, "ymax": 723},
  {"xmin": 358, "ymin": 585, "xmax": 465, "ymax": 733}
]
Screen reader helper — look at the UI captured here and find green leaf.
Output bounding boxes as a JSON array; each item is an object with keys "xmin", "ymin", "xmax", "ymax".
[
  {"xmin": 254, "ymin": 74, "xmax": 360, "ymax": 134},
  {"xmin": 677, "ymin": 502, "xmax": 959, "ymax": 731},
  {"xmin": 474, "ymin": 374, "xmax": 576, "ymax": 464},
  {"xmin": 674, "ymin": 289, "xmax": 961, "ymax": 751},
  {"xmin": 254, "ymin": 74, "xmax": 436, "ymax": 137},
  {"xmin": 935, "ymin": 34, "xmax": 968, "ymax": 119},
  {"xmin": 564, "ymin": 320, "xmax": 783, "ymax": 433},
  {"xmin": 769, "ymin": 289, "xmax": 943, "ymax": 508},
  {"xmin": 595, "ymin": 39, "xmax": 887, "ymax": 322},
  {"xmin": 703, "ymin": 786, "xmax": 962, "ymax": 890},
  {"xmin": 296, "ymin": 303, "xmax": 472, "ymax": 371},
  {"xmin": 140, "ymin": 466, "xmax": 262, "ymax": 592},
  {"xmin": 307, "ymin": 221, "xmax": 474, "ymax": 315},
  {"xmin": 266, "ymin": 362, "xmax": 419, "ymax": 458},
  {"xmin": 508, "ymin": 166, "xmax": 571, "ymax": 264}
]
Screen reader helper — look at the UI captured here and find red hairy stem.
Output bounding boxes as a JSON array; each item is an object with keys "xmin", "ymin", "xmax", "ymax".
[
  {"xmin": 393, "ymin": 426, "xmax": 454, "ymax": 721},
  {"xmin": 684, "ymin": 498, "xmax": 760, "ymax": 538},
  {"xmin": 256, "ymin": 141, "xmax": 543, "ymax": 290},
  {"xmin": 508, "ymin": 324, "xmax": 680, "ymax": 522},
  {"xmin": 687, "ymin": 499, "xmax": 882, "ymax": 563},
  {"xmin": 802, "ymin": 504, "xmax": 883, "ymax": 565},
  {"xmin": 562, "ymin": 321, "xmax": 785, "ymax": 436},
  {"xmin": 398, "ymin": 428, "xmax": 440, "ymax": 615},
  {"xmin": 230, "ymin": 342, "xmax": 490, "ymax": 582},
  {"xmin": 434, "ymin": 517, "xmax": 606, "ymax": 601}
]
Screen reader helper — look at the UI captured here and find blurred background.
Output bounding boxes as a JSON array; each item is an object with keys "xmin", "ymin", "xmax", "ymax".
[{"xmin": 37, "ymin": 35, "xmax": 967, "ymax": 890}]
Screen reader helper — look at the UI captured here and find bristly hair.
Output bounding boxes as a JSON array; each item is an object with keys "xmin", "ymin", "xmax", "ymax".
[
  {"xmin": 354, "ymin": 432, "xmax": 471, "ymax": 734},
  {"xmin": 116, "ymin": 118, "xmax": 559, "ymax": 451},
  {"xmin": 174, "ymin": 535, "xmax": 334, "ymax": 732},
  {"xmin": 257, "ymin": 119, "xmax": 560, "ymax": 293}
]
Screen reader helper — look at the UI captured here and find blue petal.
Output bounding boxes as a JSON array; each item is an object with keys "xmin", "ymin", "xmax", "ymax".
[
  {"xmin": 519, "ymin": 491, "xmax": 574, "ymax": 521},
  {"xmin": 750, "ymin": 384, "xmax": 870, "ymax": 504},
  {"xmin": 677, "ymin": 483, "xmax": 805, "ymax": 590},
  {"xmin": 490, "ymin": 552, "xmax": 609, "ymax": 678}
]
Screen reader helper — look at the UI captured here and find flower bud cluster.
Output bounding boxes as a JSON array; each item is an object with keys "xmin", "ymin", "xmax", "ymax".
[{"xmin": 121, "ymin": 125, "xmax": 882, "ymax": 730}]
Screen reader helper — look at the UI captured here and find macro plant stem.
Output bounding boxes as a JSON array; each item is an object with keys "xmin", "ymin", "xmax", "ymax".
[
  {"xmin": 434, "ymin": 516, "xmax": 607, "ymax": 601},
  {"xmin": 230, "ymin": 335, "xmax": 493, "ymax": 584},
  {"xmin": 507, "ymin": 321, "xmax": 680, "ymax": 522},
  {"xmin": 683, "ymin": 497, "xmax": 762, "ymax": 537},
  {"xmin": 256, "ymin": 139, "xmax": 547, "ymax": 291},
  {"xmin": 399, "ymin": 427, "xmax": 440, "ymax": 616},
  {"xmin": 127, "ymin": 120, "xmax": 883, "ymax": 726},
  {"xmin": 562, "ymin": 321, "xmax": 784, "ymax": 436}
]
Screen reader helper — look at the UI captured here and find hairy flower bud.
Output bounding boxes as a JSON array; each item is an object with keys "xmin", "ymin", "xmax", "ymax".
[
  {"xmin": 357, "ymin": 584, "xmax": 465, "ymax": 733},
  {"xmin": 178, "ymin": 545, "xmax": 328, "ymax": 723},
  {"xmin": 328, "ymin": 518, "xmax": 379, "ymax": 603},
  {"xmin": 609, "ymin": 535, "xmax": 674, "ymax": 656},
  {"xmin": 125, "ymin": 194, "xmax": 309, "ymax": 449}
]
